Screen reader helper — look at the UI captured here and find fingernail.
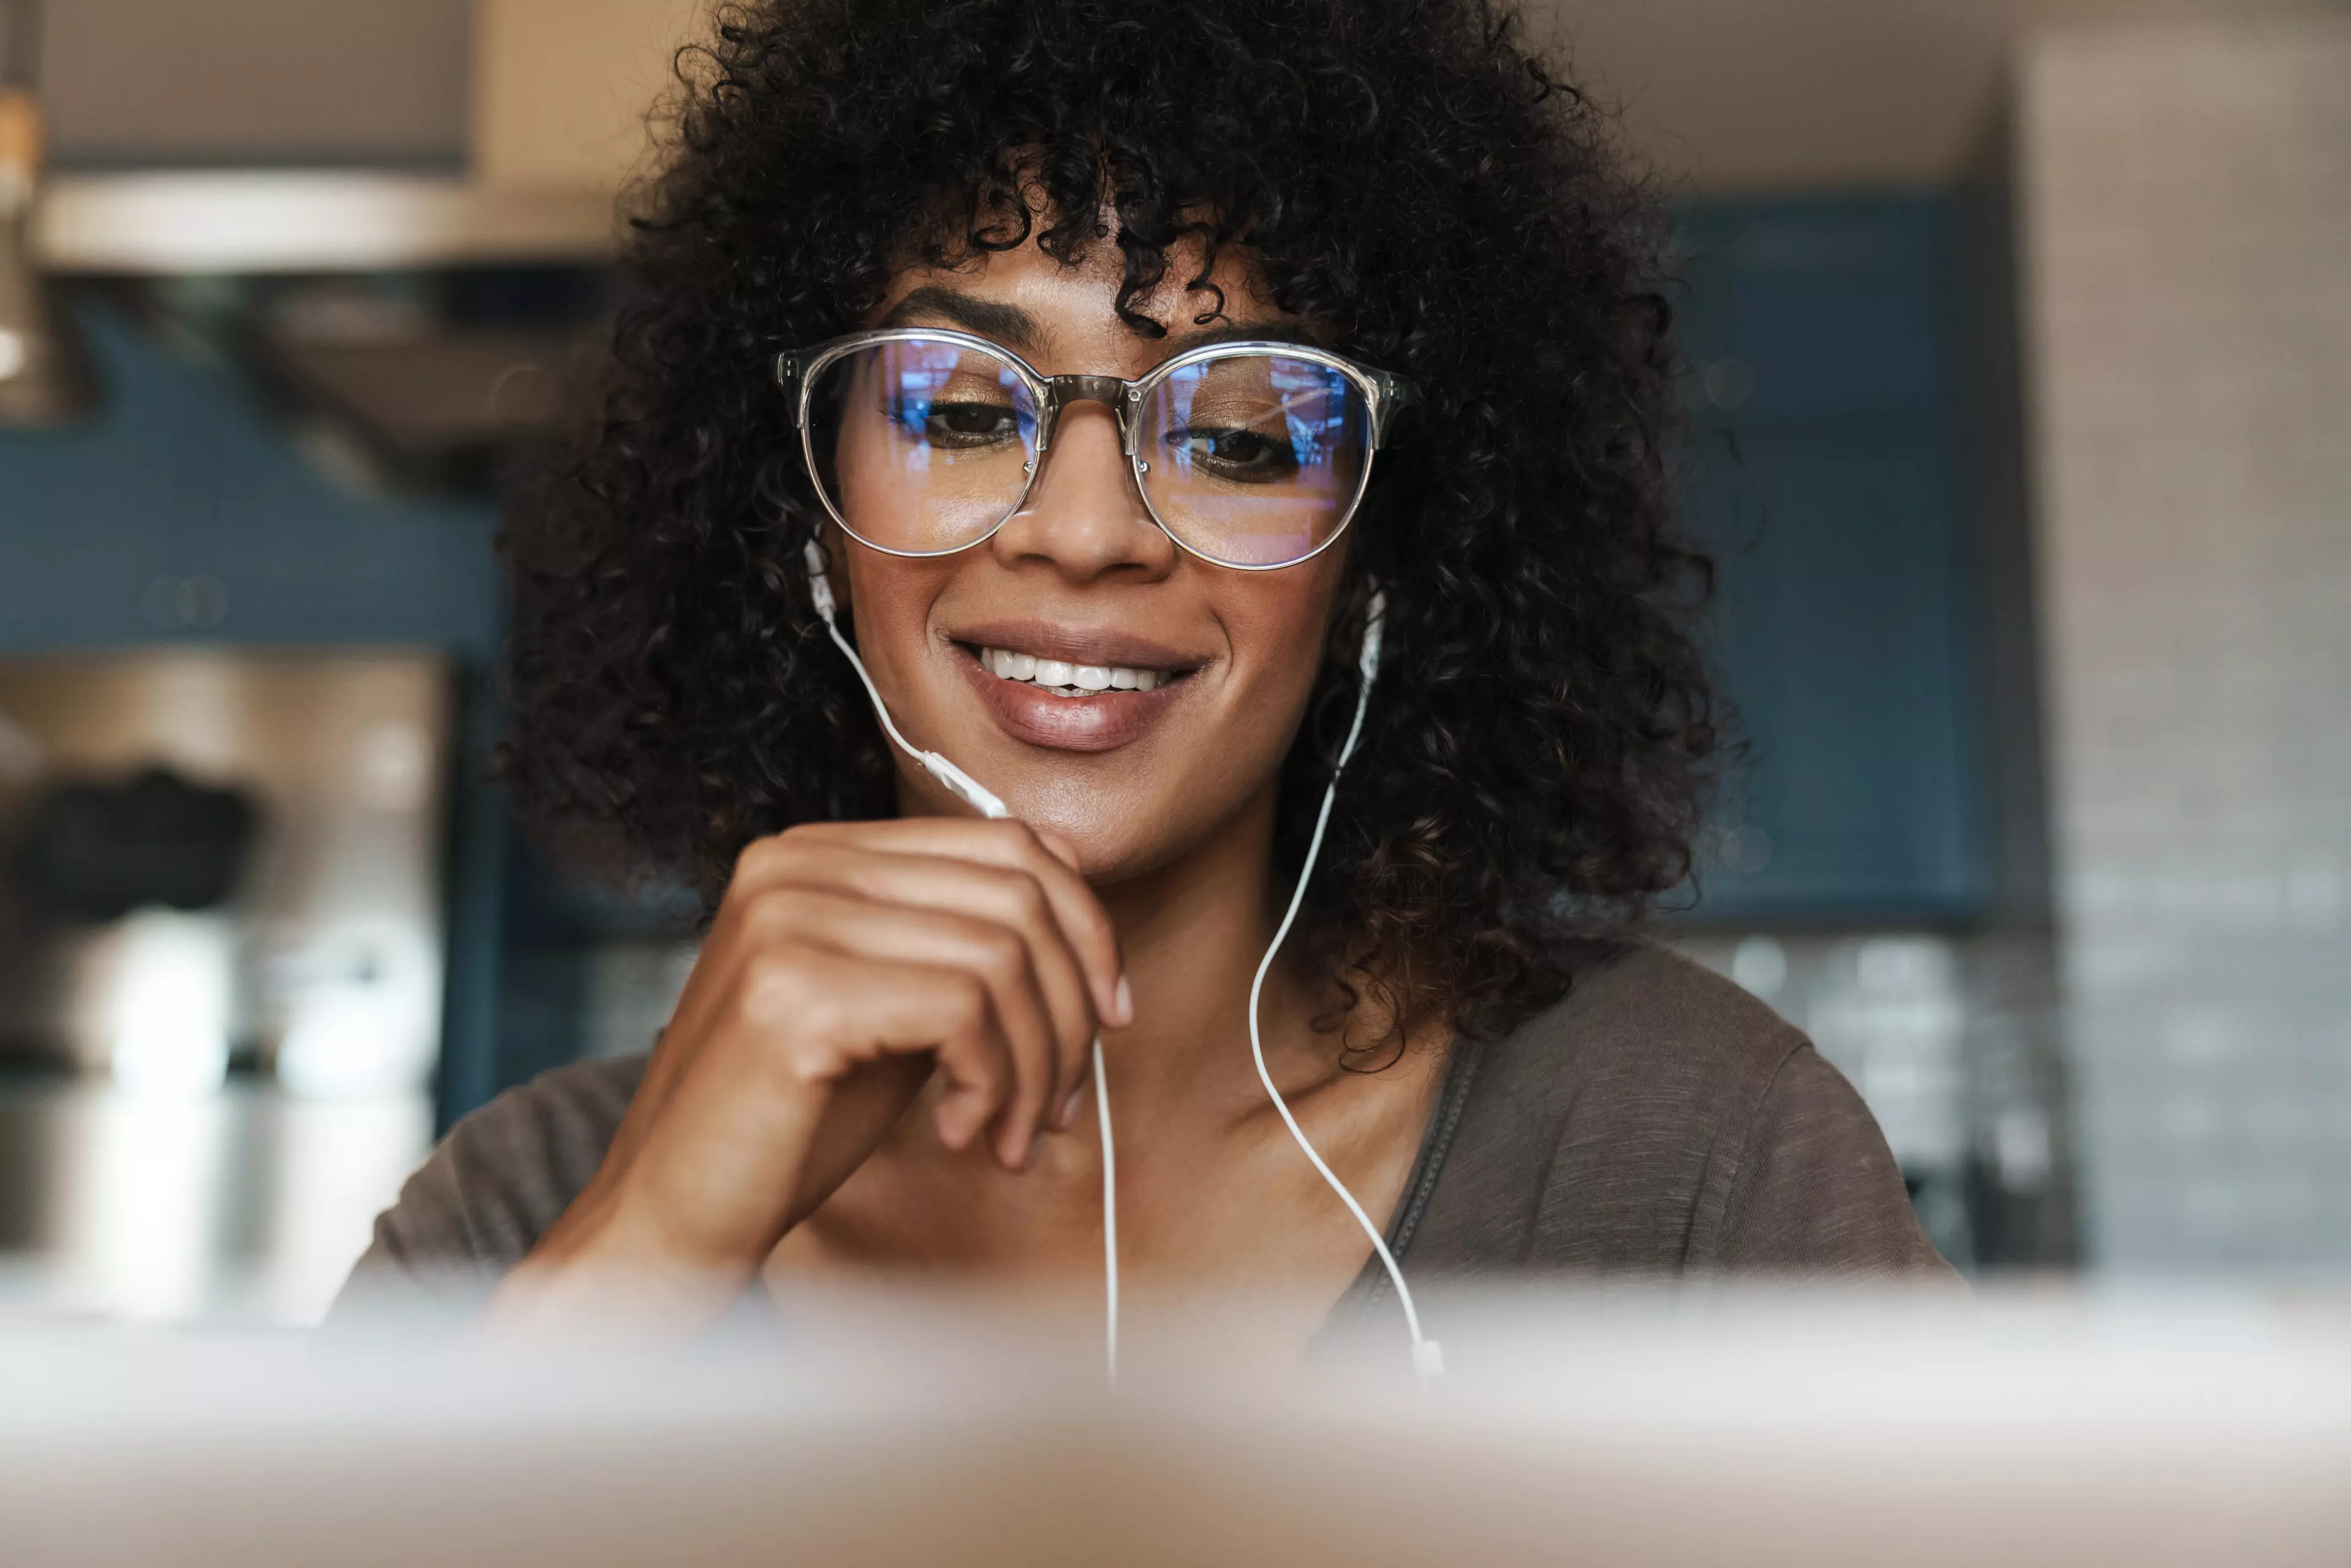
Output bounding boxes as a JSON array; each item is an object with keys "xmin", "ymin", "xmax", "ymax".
[
  {"xmin": 1059, "ymin": 1085, "xmax": 1086, "ymax": 1128},
  {"xmin": 1025, "ymin": 1132, "xmax": 1044, "ymax": 1170},
  {"xmin": 1113, "ymin": 974, "xmax": 1134, "ymax": 1027}
]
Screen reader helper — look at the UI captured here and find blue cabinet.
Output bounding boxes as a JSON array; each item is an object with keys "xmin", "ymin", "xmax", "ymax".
[
  {"xmin": 0, "ymin": 305, "xmax": 498, "ymax": 655},
  {"xmin": 1673, "ymin": 195, "xmax": 1990, "ymax": 923}
]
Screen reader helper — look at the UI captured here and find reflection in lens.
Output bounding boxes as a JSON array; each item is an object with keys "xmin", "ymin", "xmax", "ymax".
[
  {"xmin": 807, "ymin": 337, "xmax": 1038, "ymax": 554},
  {"xmin": 1138, "ymin": 353, "xmax": 1368, "ymax": 568}
]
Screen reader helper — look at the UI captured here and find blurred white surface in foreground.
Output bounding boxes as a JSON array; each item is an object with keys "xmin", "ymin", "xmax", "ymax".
[{"xmin": 2, "ymin": 1288, "xmax": 2347, "ymax": 1567}]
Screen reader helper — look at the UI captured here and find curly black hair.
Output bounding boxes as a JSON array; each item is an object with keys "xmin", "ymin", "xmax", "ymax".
[{"xmin": 502, "ymin": 0, "xmax": 1720, "ymax": 1050}]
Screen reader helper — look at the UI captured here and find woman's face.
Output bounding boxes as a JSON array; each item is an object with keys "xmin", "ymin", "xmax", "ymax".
[{"xmin": 830, "ymin": 232, "xmax": 1350, "ymax": 883}]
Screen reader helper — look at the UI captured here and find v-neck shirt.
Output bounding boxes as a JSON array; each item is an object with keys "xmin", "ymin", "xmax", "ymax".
[{"xmin": 336, "ymin": 942, "xmax": 1952, "ymax": 1330}]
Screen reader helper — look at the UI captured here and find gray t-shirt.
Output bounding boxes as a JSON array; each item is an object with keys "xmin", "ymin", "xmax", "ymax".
[{"xmin": 337, "ymin": 943, "xmax": 1952, "ymax": 1324}]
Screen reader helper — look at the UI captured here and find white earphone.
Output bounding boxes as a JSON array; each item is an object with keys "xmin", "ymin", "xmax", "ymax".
[
  {"xmin": 802, "ymin": 539, "xmax": 1438, "ymax": 1384},
  {"xmin": 804, "ymin": 549, "xmax": 1009, "ymax": 819}
]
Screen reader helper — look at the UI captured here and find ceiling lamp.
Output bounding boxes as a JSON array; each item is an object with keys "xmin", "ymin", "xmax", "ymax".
[{"xmin": 0, "ymin": 0, "xmax": 97, "ymax": 428}]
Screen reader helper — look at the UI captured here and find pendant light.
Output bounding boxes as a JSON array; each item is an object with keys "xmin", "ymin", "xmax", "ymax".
[{"xmin": 0, "ymin": 0, "xmax": 97, "ymax": 427}]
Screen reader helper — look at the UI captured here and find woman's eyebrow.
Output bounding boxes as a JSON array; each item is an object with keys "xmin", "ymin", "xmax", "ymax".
[
  {"xmin": 1168, "ymin": 321, "xmax": 1317, "ymax": 351},
  {"xmin": 877, "ymin": 287, "xmax": 1043, "ymax": 351},
  {"xmin": 878, "ymin": 288, "xmax": 1318, "ymax": 359}
]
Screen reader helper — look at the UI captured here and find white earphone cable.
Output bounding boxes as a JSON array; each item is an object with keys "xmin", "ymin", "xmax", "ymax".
[
  {"xmin": 1091, "ymin": 1035, "xmax": 1117, "ymax": 1384},
  {"xmin": 806, "ymin": 542, "xmax": 1116, "ymax": 1381},
  {"xmin": 822, "ymin": 615, "xmax": 926, "ymax": 765},
  {"xmin": 1243, "ymin": 596, "xmax": 1442, "ymax": 1381},
  {"xmin": 806, "ymin": 544, "xmax": 1007, "ymax": 819},
  {"xmin": 808, "ymin": 545, "xmax": 1423, "ymax": 1382}
]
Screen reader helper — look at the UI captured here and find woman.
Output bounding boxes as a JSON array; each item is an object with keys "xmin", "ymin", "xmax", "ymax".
[{"xmin": 343, "ymin": 0, "xmax": 1949, "ymax": 1352}]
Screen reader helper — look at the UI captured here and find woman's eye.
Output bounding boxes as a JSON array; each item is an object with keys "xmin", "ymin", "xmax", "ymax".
[
  {"xmin": 1177, "ymin": 426, "xmax": 1299, "ymax": 481},
  {"xmin": 922, "ymin": 400, "xmax": 1020, "ymax": 446},
  {"xmin": 883, "ymin": 396, "xmax": 1021, "ymax": 448}
]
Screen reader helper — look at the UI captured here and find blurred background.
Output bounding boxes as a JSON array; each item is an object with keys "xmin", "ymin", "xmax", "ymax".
[{"xmin": 0, "ymin": 0, "xmax": 2343, "ymax": 1324}]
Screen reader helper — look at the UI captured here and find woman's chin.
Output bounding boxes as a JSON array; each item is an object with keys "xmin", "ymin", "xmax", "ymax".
[{"xmin": 995, "ymin": 782, "xmax": 1187, "ymax": 887}]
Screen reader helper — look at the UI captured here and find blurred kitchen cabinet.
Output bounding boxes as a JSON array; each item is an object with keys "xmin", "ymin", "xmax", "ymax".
[
  {"xmin": 194, "ymin": 399, "xmax": 499, "ymax": 650},
  {"xmin": 0, "ymin": 304, "xmax": 499, "ymax": 656},
  {"xmin": 0, "ymin": 313, "xmax": 179, "ymax": 649},
  {"xmin": 1673, "ymin": 194, "xmax": 1991, "ymax": 923}
]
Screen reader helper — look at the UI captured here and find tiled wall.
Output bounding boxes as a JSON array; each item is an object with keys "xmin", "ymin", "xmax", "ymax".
[{"xmin": 2020, "ymin": 18, "xmax": 2351, "ymax": 1273}]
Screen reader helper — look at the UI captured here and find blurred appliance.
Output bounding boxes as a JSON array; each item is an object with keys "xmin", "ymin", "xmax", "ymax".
[
  {"xmin": 0, "ymin": 651, "xmax": 451, "ymax": 1323},
  {"xmin": 0, "ymin": 650, "xmax": 451, "ymax": 1095}
]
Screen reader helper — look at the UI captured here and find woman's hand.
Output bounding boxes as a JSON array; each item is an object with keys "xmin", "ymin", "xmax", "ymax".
[{"xmin": 489, "ymin": 817, "xmax": 1128, "ymax": 1328}]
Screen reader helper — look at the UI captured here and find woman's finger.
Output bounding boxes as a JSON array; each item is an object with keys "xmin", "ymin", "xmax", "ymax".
[
  {"xmin": 747, "ymin": 844, "xmax": 1098, "ymax": 1121},
  {"xmin": 735, "ymin": 943, "xmax": 1016, "ymax": 1153},
  {"xmin": 734, "ymin": 888, "xmax": 1063, "ymax": 1168},
  {"xmin": 747, "ymin": 819, "xmax": 1128, "ymax": 1028}
]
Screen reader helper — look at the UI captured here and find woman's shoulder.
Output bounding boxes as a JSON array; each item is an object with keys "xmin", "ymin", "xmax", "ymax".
[
  {"xmin": 1494, "ymin": 939, "xmax": 1811, "ymax": 1111},
  {"xmin": 329, "ymin": 1055, "xmax": 647, "ymax": 1319},
  {"xmin": 1417, "ymin": 940, "xmax": 1948, "ymax": 1280}
]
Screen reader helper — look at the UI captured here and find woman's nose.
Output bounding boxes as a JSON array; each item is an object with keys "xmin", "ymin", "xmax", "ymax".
[{"xmin": 988, "ymin": 402, "xmax": 1176, "ymax": 583}]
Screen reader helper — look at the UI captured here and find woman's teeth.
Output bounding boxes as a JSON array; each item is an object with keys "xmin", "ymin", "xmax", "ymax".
[{"xmin": 978, "ymin": 646, "xmax": 1170, "ymax": 694}]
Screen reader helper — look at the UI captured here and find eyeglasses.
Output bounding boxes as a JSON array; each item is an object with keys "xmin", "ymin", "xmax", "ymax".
[{"xmin": 775, "ymin": 329, "xmax": 1416, "ymax": 571}]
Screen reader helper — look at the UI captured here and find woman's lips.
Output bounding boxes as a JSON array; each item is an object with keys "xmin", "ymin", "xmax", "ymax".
[{"xmin": 954, "ymin": 643, "xmax": 1189, "ymax": 752}]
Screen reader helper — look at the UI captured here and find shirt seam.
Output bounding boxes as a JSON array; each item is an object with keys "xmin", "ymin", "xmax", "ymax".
[
  {"xmin": 1351, "ymin": 1035, "xmax": 1483, "ymax": 1319},
  {"xmin": 446, "ymin": 1116, "xmax": 498, "ymax": 1264}
]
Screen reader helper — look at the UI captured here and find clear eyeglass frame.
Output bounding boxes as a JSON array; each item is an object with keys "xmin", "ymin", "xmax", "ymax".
[{"xmin": 773, "ymin": 327, "xmax": 1419, "ymax": 572}]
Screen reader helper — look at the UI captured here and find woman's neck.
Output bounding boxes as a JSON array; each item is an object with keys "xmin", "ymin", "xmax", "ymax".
[{"xmin": 1090, "ymin": 784, "xmax": 1338, "ymax": 1112}]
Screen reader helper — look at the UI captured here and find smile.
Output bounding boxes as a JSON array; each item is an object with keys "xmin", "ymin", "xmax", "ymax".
[
  {"xmin": 976, "ymin": 646, "xmax": 1176, "ymax": 696},
  {"xmin": 950, "ymin": 629, "xmax": 1203, "ymax": 754}
]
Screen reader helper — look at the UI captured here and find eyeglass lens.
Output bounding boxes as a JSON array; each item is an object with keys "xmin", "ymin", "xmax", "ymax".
[{"xmin": 805, "ymin": 336, "xmax": 1369, "ymax": 568}]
